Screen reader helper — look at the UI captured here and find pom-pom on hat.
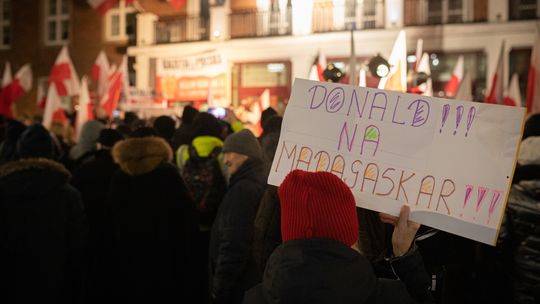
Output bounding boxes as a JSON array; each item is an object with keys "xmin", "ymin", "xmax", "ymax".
[{"xmin": 278, "ymin": 170, "xmax": 359, "ymax": 247}]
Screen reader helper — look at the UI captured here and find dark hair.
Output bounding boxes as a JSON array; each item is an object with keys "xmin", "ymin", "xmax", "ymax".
[
  {"xmin": 192, "ymin": 112, "xmax": 223, "ymax": 138},
  {"xmin": 153, "ymin": 115, "xmax": 176, "ymax": 140},
  {"xmin": 523, "ymin": 113, "xmax": 540, "ymax": 140},
  {"xmin": 130, "ymin": 127, "xmax": 158, "ymax": 138},
  {"xmin": 182, "ymin": 105, "xmax": 199, "ymax": 125},
  {"xmin": 261, "ymin": 107, "xmax": 278, "ymax": 130}
]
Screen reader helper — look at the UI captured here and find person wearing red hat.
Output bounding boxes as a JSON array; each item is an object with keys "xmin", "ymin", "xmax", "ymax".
[{"xmin": 244, "ymin": 169, "xmax": 433, "ymax": 304}]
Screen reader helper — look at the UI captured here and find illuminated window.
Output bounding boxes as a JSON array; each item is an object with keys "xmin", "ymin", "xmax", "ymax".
[{"xmin": 44, "ymin": 0, "xmax": 69, "ymax": 45}]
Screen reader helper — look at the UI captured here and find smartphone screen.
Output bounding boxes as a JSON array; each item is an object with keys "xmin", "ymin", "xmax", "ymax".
[{"xmin": 208, "ymin": 107, "xmax": 226, "ymax": 119}]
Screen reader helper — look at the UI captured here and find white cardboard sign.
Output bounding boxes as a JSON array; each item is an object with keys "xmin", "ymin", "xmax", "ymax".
[{"xmin": 268, "ymin": 79, "xmax": 526, "ymax": 245}]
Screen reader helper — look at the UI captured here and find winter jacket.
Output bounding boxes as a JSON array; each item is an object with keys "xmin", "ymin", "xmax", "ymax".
[
  {"xmin": 251, "ymin": 186, "xmax": 281, "ymax": 282},
  {"xmin": 0, "ymin": 158, "xmax": 87, "ymax": 304},
  {"xmin": 106, "ymin": 136, "xmax": 198, "ymax": 303},
  {"xmin": 244, "ymin": 238, "xmax": 433, "ymax": 304},
  {"xmin": 176, "ymin": 135, "xmax": 225, "ymax": 173},
  {"xmin": 498, "ymin": 180, "xmax": 540, "ymax": 303},
  {"xmin": 209, "ymin": 158, "xmax": 267, "ymax": 304}
]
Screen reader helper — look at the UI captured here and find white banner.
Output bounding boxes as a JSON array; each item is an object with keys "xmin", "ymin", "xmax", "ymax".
[{"xmin": 269, "ymin": 79, "xmax": 526, "ymax": 245}]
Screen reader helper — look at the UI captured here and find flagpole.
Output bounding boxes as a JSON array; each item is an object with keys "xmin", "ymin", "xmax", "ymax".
[{"xmin": 349, "ymin": 23, "xmax": 356, "ymax": 86}]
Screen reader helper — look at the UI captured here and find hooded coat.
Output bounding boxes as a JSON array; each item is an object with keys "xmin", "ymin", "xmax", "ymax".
[
  {"xmin": 209, "ymin": 158, "xmax": 267, "ymax": 304},
  {"xmin": 106, "ymin": 136, "xmax": 197, "ymax": 303},
  {"xmin": 244, "ymin": 239, "xmax": 433, "ymax": 304},
  {"xmin": 0, "ymin": 158, "xmax": 87, "ymax": 304},
  {"xmin": 69, "ymin": 120, "xmax": 104, "ymax": 162}
]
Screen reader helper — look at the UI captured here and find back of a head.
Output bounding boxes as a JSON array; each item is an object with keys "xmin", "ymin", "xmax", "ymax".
[
  {"xmin": 278, "ymin": 170, "xmax": 359, "ymax": 247},
  {"xmin": 130, "ymin": 127, "xmax": 158, "ymax": 138},
  {"xmin": 0, "ymin": 120, "xmax": 27, "ymax": 162},
  {"xmin": 182, "ymin": 105, "xmax": 199, "ymax": 125},
  {"xmin": 523, "ymin": 113, "xmax": 540, "ymax": 140},
  {"xmin": 16, "ymin": 124, "xmax": 55, "ymax": 160},
  {"xmin": 261, "ymin": 107, "xmax": 278, "ymax": 130},
  {"xmin": 153, "ymin": 115, "xmax": 176, "ymax": 140},
  {"xmin": 98, "ymin": 129, "xmax": 125, "ymax": 149},
  {"xmin": 192, "ymin": 112, "xmax": 222, "ymax": 138}
]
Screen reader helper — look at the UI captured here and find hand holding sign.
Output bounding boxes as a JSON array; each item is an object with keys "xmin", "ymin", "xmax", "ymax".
[{"xmin": 380, "ymin": 205, "xmax": 421, "ymax": 257}]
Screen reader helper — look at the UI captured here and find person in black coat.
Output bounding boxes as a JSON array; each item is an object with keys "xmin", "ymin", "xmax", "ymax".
[
  {"xmin": 244, "ymin": 170, "xmax": 433, "ymax": 304},
  {"xmin": 172, "ymin": 105, "xmax": 199, "ymax": 151},
  {"xmin": 209, "ymin": 130, "xmax": 267, "ymax": 304},
  {"xmin": 106, "ymin": 134, "xmax": 197, "ymax": 303},
  {"xmin": 0, "ymin": 124, "xmax": 87, "ymax": 304}
]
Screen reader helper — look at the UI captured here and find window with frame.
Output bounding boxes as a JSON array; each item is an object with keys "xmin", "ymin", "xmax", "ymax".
[
  {"xmin": 44, "ymin": 0, "xmax": 69, "ymax": 45},
  {"xmin": 105, "ymin": 0, "xmax": 137, "ymax": 42},
  {"xmin": 509, "ymin": 0, "xmax": 538, "ymax": 20},
  {"xmin": 0, "ymin": 0, "xmax": 10, "ymax": 48}
]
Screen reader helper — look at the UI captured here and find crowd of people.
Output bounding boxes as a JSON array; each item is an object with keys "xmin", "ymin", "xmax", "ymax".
[{"xmin": 0, "ymin": 105, "xmax": 539, "ymax": 304}]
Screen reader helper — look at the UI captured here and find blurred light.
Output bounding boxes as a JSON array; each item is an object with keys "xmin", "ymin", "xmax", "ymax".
[
  {"xmin": 368, "ymin": 54, "xmax": 391, "ymax": 78},
  {"xmin": 430, "ymin": 53, "xmax": 438, "ymax": 60},
  {"xmin": 334, "ymin": 62, "xmax": 345, "ymax": 70},
  {"xmin": 432, "ymin": 58, "xmax": 440, "ymax": 66},
  {"xmin": 267, "ymin": 63, "xmax": 285, "ymax": 73},
  {"xmin": 74, "ymin": 105, "xmax": 80, "ymax": 111},
  {"xmin": 407, "ymin": 55, "xmax": 417, "ymax": 63},
  {"xmin": 213, "ymin": 30, "xmax": 221, "ymax": 38}
]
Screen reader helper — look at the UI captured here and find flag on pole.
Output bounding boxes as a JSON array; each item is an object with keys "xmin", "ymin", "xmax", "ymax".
[
  {"xmin": 87, "ymin": 0, "xmax": 134, "ymax": 15},
  {"xmin": 445, "ymin": 55, "xmax": 464, "ymax": 97},
  {"xmin": 2, "ymin": 62, "xmax": 12, "ymax": 88},
  {"xmin": 410, "ymin": 52, "xmax": 433, "ymax": 96},
  {"xmin": 349, "ymin": 29, "xmax": 357, "ymax": 86},
  {"xmin": 49, "ymin": 46, "xmax": 80, "ymax": 97},
  {"xmin": 378, "ymin": 30, "xmax": 407, "ymax": 92},
  {"xmin": 526, "ymin": 34, "xmax": 540, "ymax": 114},
  {"xmin": 359, "ymin": 69, "xmax": 366, "ymax": 87},
  {"xmin": 0, "ymin": 64, "xmax": 33, "ymax": 118},
  {"xmin": 308, "ymin": 51, "xmax": 327, "ymax": 82},
  {"xmin": 503, "ymin": 73, "xmax": 522, "ymax": 107},
  {"xmin": 100, "ymin": 66, "xmax": 123, "ymax": 118},
  {"xmin": 454, "ymin": 71, "xmax": 473, "ymax": 102},
  {"xmin": 90, "ymin": 51, "xmax": 110, "ymax": 98},
  {"xmin": 415, "ymin": 39, "xmax": 423, "ymax": 71},
  {"xmin": 119, "ymin": 55, "xmax": 131, "ymax": 103},
  {"xmin": 485, "ymin": 41, "xmax": 505, "ymax": 104},
  {"xmin": 76, "ymin": 77, "xmax": 94, "ymax": 140},
  {"xmin": 42, "ymin": 85, "xmax": 63, "ymax": 128},
  {"xmin": 37, "ymin": 81, "xmax": 47, "ymax": 109}
]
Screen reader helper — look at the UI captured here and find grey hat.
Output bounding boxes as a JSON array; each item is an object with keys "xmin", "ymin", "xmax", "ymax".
[{"xmin": 223, "ymin": 129, "xmax": 263, "ymax": 160}]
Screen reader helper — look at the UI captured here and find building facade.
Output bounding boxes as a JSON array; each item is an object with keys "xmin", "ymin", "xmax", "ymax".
[{"xmin": 128, "ymin": 0, "xmax": 539, "ymax": 112}]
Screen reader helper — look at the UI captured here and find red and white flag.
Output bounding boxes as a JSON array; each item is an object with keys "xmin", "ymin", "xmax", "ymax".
[
  {"xmin": 526, "ymin": 35, "xmax": 540, "ymax": 114},
  {"xmin": 119, "ymin": 55, "xmax": 131, "ymax": 103},
  {"xmin": 87, "ymin": 0, "xmax": 134, "ymax": 15},
  {"xmin": 454, "ymin": 71, "xmax": 473, "ymax": 102},
  {"xmin": 378, "ymin": 30, "xmax": 407, "ymax": 93},
  {"xmin": 0, "ymin": 64, "xmax": 33, "ymax": 118},
  {"xmin": 359, "ymin": 69, "xmax": 366, "ymax": 87},
  {"xmin": 42, "ymin": 84, "xmax": 64, "ymax": 128},
  {"xmin": 503, "ymin": 73, "xmax": 522, "ymax": 107},
  {"xmin": 168, "ymin": 0, "xmax": 187, "ymax": 9},
  {"xmin": 49, "ymin": 46, "xmax": 80, "ymax": 97},
  {"xmin": 415, "ymin": 39, "xmax": 423, "ymax": 71},
  {"xmin": 410, "ymin": 52, "xmax": 433, "ymax": 96},
  {"xmin": 100, "ymin": 65, "xmax": 123, "ymax": 118},
  {"xmin": 485, "ymin": 41, "xmax": 505, "ymax": 104},
  {"xmin": 2, "ymin": 62, "xmax": 12, "ymax": 88},
  {"xmin": 76, "ymin": 77, "xmax": 94, "ymax": 140},
  {"xmin": 445, "ymin": 55, "xmax": 464, "ymax": 97},
  {"xmin": 36, "ymin": 81, "xmax": 47, "ymax": 109},
  {"xmin": 308, "ymin": 51, "xmax": 327, "ymax": 82},
  {"xmin": 90, "ymin": 51, "xmax": 110, "ymax": 98}
]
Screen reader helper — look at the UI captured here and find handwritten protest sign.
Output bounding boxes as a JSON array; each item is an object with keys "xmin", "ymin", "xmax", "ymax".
[{"xmin": 268, "ymin": 78, "xmax": 526, "ymax": 245}]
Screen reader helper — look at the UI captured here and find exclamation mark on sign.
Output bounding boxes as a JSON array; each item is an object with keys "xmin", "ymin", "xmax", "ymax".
[
  {"xmin": 474, "ymin": 186, "xmax": 488, "ymax": 220},
  {"xmin": 488, "ymin": 190, "xmax": 503, "ymax": 224},
  {"xmin": 465, "ymin": 107, "xmax": 477, "ymax": 137},
  {"xmin": 460, "ymin": 184, "xmax": 474, "ymax": 217},
  {"xmin": 440, "ymin": 104, "xmax": 450, "ymax": 133},
  {"xmin": 454, "ymin": 105, "xmax": 464, "ymax": 135}
]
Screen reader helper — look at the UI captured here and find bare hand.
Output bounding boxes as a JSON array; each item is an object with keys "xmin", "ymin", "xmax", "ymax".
[{"xmin": 379, "ymin": 205, "xmax": 421, "ymax": 257}]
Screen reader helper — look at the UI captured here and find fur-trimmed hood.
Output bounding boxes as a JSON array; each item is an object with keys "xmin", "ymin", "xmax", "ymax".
[
  {"xmin": 112, "ymin": 136, "xmax": 172, "ymax": 176},
  {"xmin": 0, "ymin": 158, "xmax": 71, "ymax": 197}
]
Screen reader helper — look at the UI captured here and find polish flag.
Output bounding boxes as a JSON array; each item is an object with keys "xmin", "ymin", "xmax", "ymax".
[
  {"xmin": 100, "ymin": 66, "xmax": 123, "ymax": 118},
  {"xmin": 42, "ymin": 84, "xmax": 64, "ymax": 128},
  {"xmin": 90, "ymin": 51, "xmax": 110, "ymax": 98},
  {"xmin": 445, "ymin": 55, "xmax": 464, "ymax": 97},
  {"xmin": 485, "ymin": 41, "xmax": 505, "ymax": 104},
  {"xmin": 503, "ymin": 73, "xmax": 522, "ymax": 107},
  {"xmin": 454, "ymin": 72, "xmax": 473, "ymax": 102},
  {"xmin": 378, "ymin": 30, "xmax": 407, "ymax": 93},
  {"xmin": 359, "ymin": 69, "xmax": 366, "ymax": 87},
  {"xmin": 410, "ymin": 52, "xmax": 433, "ymax": 96},
  {"xmin": 36, "ymin": 81, "xmax": 47, "ymax": 109},
  {"xmin": 526, "ymin": 35, "xmax": 540, "ymax": 114},
  {"xmin": 119, "ymin": 55, "xmax": 131, "ymax": 103},
  {"xmin": 87, "ymin": 0, "xmax": 134, "ymax": 15},
  {"xmin": 169, "ymin": 0, "xmax": 187, "ymax": 9},
  {"xmin": 0, "ymin": 64, "xmax": 33, "ymax": 118},
  {"xmin": 308, "ymin": 51, "xmax": 327, "ymax": 82},
  {"xmin": 75, "ymin": 77, "xmax": 94, "ymax": 140},
  {"xmin": 49, "ymin": 46, "xmax": 80, "ymax": 97},
  {"xmin": 2, "ymin": 62, "xmax": 12, "ymax": 88}
]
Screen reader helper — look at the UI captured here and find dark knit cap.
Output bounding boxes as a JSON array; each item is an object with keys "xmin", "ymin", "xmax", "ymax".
[
  {"xmin": 523, "ymin": 113, "xmax": 540, "ymax": 140},
  {"xmin": 192, "ymin": 112, "xmax": 222, "ymax": 138},
  {"xmin": 16, "ymin": 124, "xmax": 55, "ymax": 159},
  {"xmin": 153, "ymin": 115, "xmax": 176, "ymax": 140},
  {"xmin": 182, "ymin": 105, "xmax": 199, "ymax": 125},
  {"xmin": 98, "ymin": 129, "xmax": 124, "ymax": 148},
  {"xmin": 223, "ymin": 129, "xmax": 263, "ymax": 160},
  {"xmin": 261, "ymin": 107, "xmax": 278, "ymax": 130},
  {"xmin": 130, "ymin": 127, "xmax": 158, "ymax": 138},
  {"xmin": 278, "ymin": 170, "xmax": 359, "ymax": 247}
]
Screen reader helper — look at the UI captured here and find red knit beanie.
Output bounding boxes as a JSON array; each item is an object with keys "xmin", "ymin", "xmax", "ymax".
[{"xmin": 278, "ymin": 170, "xmax": 359, "ymax": 247}]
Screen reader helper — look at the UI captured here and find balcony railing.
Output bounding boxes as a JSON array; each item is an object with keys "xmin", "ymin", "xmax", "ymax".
[
  {"xmin": 230, "ymin": 9, "xmax": 292, "ymax": 39},
  {"xmin": 155, "ymin": 17, "xmax": 209, "ymax": 44},
  {"xmin": 312, "ymin": 0, "xmax": 384, "ymax": 33},
  {"xmin": 405, "ymin": 0, "xmax": 487, "ymax": 26},
  {"xmin": 509, "ymin": 0, "xmax": 539, "ymax": 20}
]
